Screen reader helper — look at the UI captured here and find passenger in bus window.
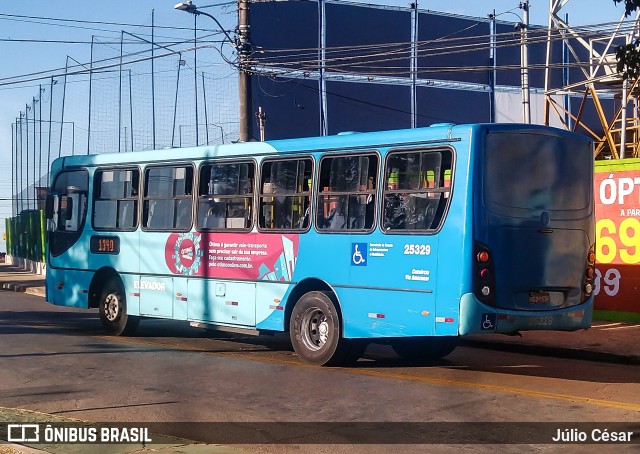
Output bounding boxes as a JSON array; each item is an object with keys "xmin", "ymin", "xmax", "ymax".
[{"xmin": 324, "ymin": 196, "xmax": 347, "ymax": 230}]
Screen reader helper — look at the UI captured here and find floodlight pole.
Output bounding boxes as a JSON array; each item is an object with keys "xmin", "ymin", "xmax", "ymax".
[
  {"xmin": 175, "ymin": 1, "xmax": 253, "ymax": 141},
  {"xmin": 519, "ymin": 1, "xmax": 531, "ymax": 124}
]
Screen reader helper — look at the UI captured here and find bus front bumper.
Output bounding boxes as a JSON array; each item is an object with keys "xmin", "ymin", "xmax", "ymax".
[{"xmin": 458, "ymin": 293, "xmax": 593, "ymax": 335}]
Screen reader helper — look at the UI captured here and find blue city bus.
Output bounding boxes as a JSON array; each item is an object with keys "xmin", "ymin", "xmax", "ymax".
[{"xmin": 45, "ymin": 123, "xmax": 595, "ymax": 365}]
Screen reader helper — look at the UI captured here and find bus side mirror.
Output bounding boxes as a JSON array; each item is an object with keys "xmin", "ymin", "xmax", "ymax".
[{"xmin": 45, "ymin": 194, "xmax": 56, "ymax": 219}]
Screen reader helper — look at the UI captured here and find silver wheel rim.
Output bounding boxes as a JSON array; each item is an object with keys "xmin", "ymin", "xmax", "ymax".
[
  {"xmin": 300, "ymin": 307, "xmax": 330, "ymax": 351},
  {"xmin": 104, "ymin": 293, "xmax": 120, "ymax": 322}
]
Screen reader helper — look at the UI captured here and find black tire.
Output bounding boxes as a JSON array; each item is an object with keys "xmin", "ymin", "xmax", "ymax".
[
  {"xmin": 391, "ymin": 336, "xmax": 458, "ymax": 361},
  {"xmin": 98, "ymin": 278, "xmax": 139, "ymax": 336},
  {"xmin": 289, "ymin": 291, "xmax": 357, "ymax": 366}
]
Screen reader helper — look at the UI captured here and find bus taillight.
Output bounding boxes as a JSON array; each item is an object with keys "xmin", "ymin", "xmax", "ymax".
[
  {"xmin": 474, "ymin": 242, "xmax": 495, "ymax": 306},
  {"xmin": 583, "ymin": 244, "xmax": 596, "ymax": 301}
]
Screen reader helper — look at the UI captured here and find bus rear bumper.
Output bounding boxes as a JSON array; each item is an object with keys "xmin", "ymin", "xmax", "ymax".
[{"xmin": 458, "ymin": 293, "xmax": 593, "ymax": 335}]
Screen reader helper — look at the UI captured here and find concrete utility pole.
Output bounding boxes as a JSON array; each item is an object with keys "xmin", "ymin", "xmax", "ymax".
[
  {"xmin": 519, "ymin": 1, "xmax": 531, "ymax": 124},
  {"xmin": 238, "ymin": 0, "xmax": 253, "ymax": 141}
]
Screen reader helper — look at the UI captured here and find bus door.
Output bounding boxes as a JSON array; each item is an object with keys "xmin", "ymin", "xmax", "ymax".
[
  {"xmin": 188, "ymin": 279, "xmax": 256, "ymax": 327},
  {"xmin": 46, "ymin": 169, "xmax": 89, "ymax": 305},
  {"xmin": 479, "ymin": 131, "xmax": 594, "ymax": 313},
  {"xmin": 141, "ymin": 164, "xmax": 195, "ymax": 318}
]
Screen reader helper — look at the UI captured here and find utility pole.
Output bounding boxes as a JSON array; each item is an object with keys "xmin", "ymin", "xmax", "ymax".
[
  {"xmin": 88, "ymin": 36, "xmax": 95, "ymax": 155},
  {"xmin": 238, "ymin": 0, "xmax": 253, "ymax": 141},
  {"xmin": 11, "ymin": 122, "xmax": 15, "ymax": 217},
  {"xmin": 38, "ymin": 85, "xmax": 44, "ymax": 199},
  {"xmin": 18, "ymin": 113, "xmax": 23, "ymax": 212},
  {"xmin": 410, "ymin": 0, "xmax": 419, "ymax": 128},
  {"xmin": 33, "ymin": 96, "xmax": 37, "ymax": 208},
  {"xmin": 519, "ymin": 1, "xmax": 531, "ymax": 123},
  {"xmin": 48, "ymin": 77, "xmax": 55, "ymax": 183},
  {"xmin": 194, "ymin": 14, "xmax": 199, "ymax": 146},
  {"xmin": 489, "ymin": 10, "xmax": 497, "ymax": 123},
  {"xmin": 25, "ymin": 104, "xmax": 30, "ymax": 210}
]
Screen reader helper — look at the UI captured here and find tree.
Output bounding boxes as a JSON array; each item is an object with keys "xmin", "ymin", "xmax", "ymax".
[{"xmin": 614, "ymin": 0, "xmax": 640, "ymax": 78}]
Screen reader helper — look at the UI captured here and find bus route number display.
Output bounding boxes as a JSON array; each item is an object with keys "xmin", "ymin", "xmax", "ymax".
[{"xmin": 90, "ymin": 236, "xmax": 120, "ymax": 255}]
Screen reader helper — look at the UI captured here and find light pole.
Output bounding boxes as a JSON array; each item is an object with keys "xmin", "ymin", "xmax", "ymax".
[
  {"xmin": 174, "ymin": 1, "xmax": 253, "ymax": 142},
  {"xmin": 517, "ymin": 1, "xmax": 531, "ymax": 124},
  {"xmin": 489, "ymin": 4, "xmax": 531, "ymax": 124}
]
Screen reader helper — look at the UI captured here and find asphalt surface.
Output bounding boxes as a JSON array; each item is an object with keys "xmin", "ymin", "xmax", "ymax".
[
  {"xmin": 1, "ymin": 261, "xmax": 639, "ymax": 454},
  {"xmin": 1, "ymin": 262, "xmax": 638, "ymax": 365}
]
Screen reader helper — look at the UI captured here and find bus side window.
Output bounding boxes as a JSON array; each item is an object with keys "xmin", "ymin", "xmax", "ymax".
[
  {"xmin": 143, "ymin": 165, "xmax": 193, "ymax": 230},
  {"xmin": 93, "ymin": 168, "xmax": 140, "ymax": 231},
  {"xmin": 316, "ymin": 153, "xmax": 378, "ymax": 232},
  {"xmin": 259, "ymin": 158, "xmax": 313, "ymax": 231},
  {"xmin": 382, "ymin": 149, "xmax": 452, "ymax": 232},
  {"xmin": 48, "ymin": 169, "xmax": 89, "ymax": 257},
  {"xmin": 197, "ymin": 161, "xmax": 254, "ymax": 231}
]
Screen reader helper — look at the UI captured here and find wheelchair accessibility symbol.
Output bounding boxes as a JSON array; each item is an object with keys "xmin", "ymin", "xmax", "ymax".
[
  {"xmin": 481, "ymin": 313, "xmax": 496, "ymax": 330},
  {"xmin": 351, "ymin": 243, "xmax": 368, "ymax": 266}
]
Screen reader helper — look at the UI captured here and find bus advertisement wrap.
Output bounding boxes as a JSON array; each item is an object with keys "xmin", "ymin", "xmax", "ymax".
[
  {"xmin": 165, "ymin": 232, "xmax": 299, "ymax": 280},
  {"xmin": 595, "ymin": 160, "xmax": 640, "ymax": 315}
]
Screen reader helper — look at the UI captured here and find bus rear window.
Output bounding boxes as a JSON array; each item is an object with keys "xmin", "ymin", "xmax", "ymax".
[{"xmin": 484, "ymin": 133, "xmax": 591, "ymax": 212}]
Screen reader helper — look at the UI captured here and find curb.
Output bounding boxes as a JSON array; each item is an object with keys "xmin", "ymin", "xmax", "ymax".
[
  {"xmin": 0, "ymin": 283, "xmax": 46, "ymax": 298},
  {"xmin": 0, "ymin": 441, "xmax": 50, "ymax": 454},
  {"xmin": 459, "ymin": 338, "xmax": 640, "ymax": 366}
]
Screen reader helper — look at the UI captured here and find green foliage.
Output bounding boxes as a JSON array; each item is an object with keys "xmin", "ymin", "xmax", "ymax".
[
  {"xmin": 613, "ymin": 0, "xmax": 640, "ymax": 17},
  {"xmin": 614, "ymin": 0, "xmax": 640, "ymax": 78},
  {"xmin": 616, "ymin": 43, "xmax": 640, "ymax": 79}
]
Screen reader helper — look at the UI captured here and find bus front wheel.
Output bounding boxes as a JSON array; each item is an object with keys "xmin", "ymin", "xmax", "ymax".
[
  {"xmin": 289, "ymin": 291, "xmax": 360, "ymax": 366},
  {"xmin": 98, "ymin": 279, "xmax": 139, "ymax": 336},
  {"xmin": 390, "ymin": 336, "xmax": 458, "ymax": 361}
]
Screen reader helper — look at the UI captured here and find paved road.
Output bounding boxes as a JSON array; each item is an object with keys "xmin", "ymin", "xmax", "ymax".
[{"xmin": 1, "ymin": 291, "xmax": 639, "ymax": 453}]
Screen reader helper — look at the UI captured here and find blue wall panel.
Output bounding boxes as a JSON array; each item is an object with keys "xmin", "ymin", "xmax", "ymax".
[
  {"xmin": 325, "ymin": 81, "xmax": 411, "ymax": 134},
  {"xmin": 250, "ymin": 1, "xmax": 319, "ymax": 67},
  {"xmin": 418, "ymin": 13, "xmax": 490, "ymax": 85},
  {"xmin": 417, "ymin": 87, "xmax": 490, "ymax": 126},
  {"xmin": 252, "ymin": 76, "xmax": 320, "ymax": 140},
  {"xmin": 326, "ymin": 4, "xmax": 411, "ymax": 77}
]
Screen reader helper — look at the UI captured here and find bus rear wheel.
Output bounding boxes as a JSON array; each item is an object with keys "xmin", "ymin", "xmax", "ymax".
[
  {"xmin": 390, "ymin": 336, "xmax": 457, "ymax": 361},
  {"xmin": 98, "ymin": 279, "xmax": 139, "ymax": 336},
  {"xmin": 289, "ymin": 291, "xmax": 362, "ymax": 366}
]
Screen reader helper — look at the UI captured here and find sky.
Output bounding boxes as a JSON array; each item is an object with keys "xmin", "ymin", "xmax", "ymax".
[{"xmin": 0, "ymin": 0, "xmax": 631, "ymax": 253}]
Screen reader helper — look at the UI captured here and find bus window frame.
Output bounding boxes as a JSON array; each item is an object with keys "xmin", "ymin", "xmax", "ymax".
[
  {"xmin": 141, "ymin": 162, "xmax": 195, "ymax": 232},
  {"xmin": 91, "ymin": 165, "xmax": 141, "ymax": 232},
  {"xmin": 195, "ymin": 158, "xmax": 257, "ymax": 233},
  {"xmin": 257, "ymin": 155, "xmax": 315, "ymax": 234},
  {"xmin": 314, "ymin": 150, "xmax": 380, "ymax": 235},
  {"xmin": 381, "ymin": 145, "xmax": 455, "ymax": 235}
]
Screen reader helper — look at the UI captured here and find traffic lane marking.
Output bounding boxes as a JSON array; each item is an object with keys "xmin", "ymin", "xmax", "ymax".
[
  {"xmin": 97, "ymin": 335, "xmax": 640, "ymax": 413},
  {"xmin": 600, "ymin": 325, "xmax": 640, "ymax": 331}
]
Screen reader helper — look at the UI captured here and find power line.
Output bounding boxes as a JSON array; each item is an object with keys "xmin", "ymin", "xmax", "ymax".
[
  {"xmin": 0, "ymin": 12, "xmax": 233, "ymax": 32},
  {"xmin": 0, "ymin": 38, "xmax": 227, "ymax": 45}
]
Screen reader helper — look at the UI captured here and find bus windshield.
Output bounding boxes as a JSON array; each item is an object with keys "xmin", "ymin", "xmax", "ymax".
[{"xmin": 483, "ymin": 132, "xmax": 592, "ymax": 213}]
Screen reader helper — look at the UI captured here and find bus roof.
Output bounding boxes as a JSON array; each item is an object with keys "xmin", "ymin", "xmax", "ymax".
[{"xmin": 53, "ymin": 123, "xmax": 587, "ymax": 169}]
